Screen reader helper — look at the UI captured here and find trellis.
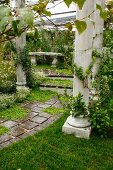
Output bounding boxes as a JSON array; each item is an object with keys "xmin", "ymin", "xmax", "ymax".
[{"xmin": 10, "ymin": 0, "xmax": 105, "ymax": 139}]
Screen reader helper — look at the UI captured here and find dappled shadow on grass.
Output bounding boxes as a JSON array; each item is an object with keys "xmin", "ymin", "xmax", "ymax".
[
  {"xmin": 91, "ymin": 128, "xmax": 113, "ymax": 139},
  {"xmin": 0, "ymin": 112, "xmax": 113, "ymax": 170}
]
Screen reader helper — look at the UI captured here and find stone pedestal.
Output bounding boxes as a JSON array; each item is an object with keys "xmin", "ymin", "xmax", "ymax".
[
  {"xmin": 31, "ymin": 56, "xmax": 36, "ymax": 65},
  {"xmin": 51, "ymin": 57, "xmax": 58, "ymax": 68},
  {"xmin": 62, "ymin": 116, "xmax": 91, "ymax": 139}
]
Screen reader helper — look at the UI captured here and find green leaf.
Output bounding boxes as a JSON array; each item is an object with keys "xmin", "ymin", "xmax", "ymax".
[
  {"xmin": 64, "ymin": 0, "xmax": 73, "ymax": 7},
  {"xmin": 42, "ymin": 10, "xmax": 51, "ymax": 17},
  {"xmin": 0, "ymin": 17, "xmax": 8, "ymax": 32},
  {"xmin": 19, "ymin": 8, "xmax": 34, "ymax": 28},
  {"xmin": 32, "ymin": 5, "xmax": 39, "ymax": 12},
  {"xmin": 0, "ymin": 6, "xmax": 10, "ymax": 20},
  {"xmin": 65, "ymin": 22, "xmax": 73, "ymax": 31},
  {"xmin": 74, "ymin": 20, "xmax": 87, "ymax": 34},
  {"xmin": 64, "ymin": 0, "xmax": 85, "ymax": 9},
  {"xmin": 12, "ymin": 20, "xmax": 19, "ymax": 36},
  {"xmin": 73, "ymin": 0, "xmax": 86, "ymax": 9},
  {"xmin": 96, "ymin": 4, "xmax": 102, "ymax": 11},
  {"xmin": 96, "ymin": 4, "xmax": 108, "ymax": 20}
]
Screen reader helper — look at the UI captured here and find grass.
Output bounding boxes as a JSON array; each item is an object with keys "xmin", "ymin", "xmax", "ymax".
[
  {"xmin": 0, "ymin": 125, "xmax": 9, "ymax": 136},
  {"xmin": 0, "ymin": 105, "xmax": 29, "ymax": 120},
  {"xmin": 0, "ymin": 112, "xmax": 113, "ymax": 170},
  {"xmin": 0, "ymin": 89, "xmax": 56, "ymax": 120},
  {"xmin": 43, "ymin": 106, "xmax": 65, "ymax": 115},
  {"xmin": 42, "ymin": 78, "xmax": 73, "ymax": 88},
  {"xmin": 32, "ymin": 65, "xmax": 73, "ymax": 76},
  {"xmin": 26, "ymin": 89, "xmax": 57, "ymax": 102}
]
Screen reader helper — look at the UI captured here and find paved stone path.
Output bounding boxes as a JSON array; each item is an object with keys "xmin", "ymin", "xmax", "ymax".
[{"xmin": 0, "ymin": 97, "xmax": 62, "ymax": 150}]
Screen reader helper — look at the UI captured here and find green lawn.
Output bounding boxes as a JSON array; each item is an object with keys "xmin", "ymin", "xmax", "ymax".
[
  {"xmin": 43, "ymin": 106, "xmax": 65, "ymax": 115},
  {"xmin": 42, "ymin": 78, "xmax": 73, "ymax": 88},
  {"xmin": 0, "ymin": 89, "xmax": 57, "ymax": 120},
  {"xmin": 26, "ymin": 89, "xmax": 57, "ymax": 102},
  {"xmin": 0, "ymin": 125, "xmax": 9, "ymax": 136},
  {"xmin": 33, "ymin": 65, "xmax": 73, "ymax": 76},
  {"xmin": 0, "ymin": 105, "xmax": 29, "ymax": 120},
  {"xmin": 0, "ymin": 112, "xmax": 113, "ymax": 170}
]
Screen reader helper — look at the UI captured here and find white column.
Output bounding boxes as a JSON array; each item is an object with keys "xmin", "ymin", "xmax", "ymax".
[
  {"xmin": 16, "ymin": 32, "xmax": 27, "ymax": 88},
  {"xmin": 10, "ymin": 0, "xmax": 27, "ymax": 90},
  {"xmin": 62, "ymin": 0, "xmax": 94, "ymax": 139},
  {"xmin": 92, "ymin": 0, "xmax": 105, "ymax": 76},
  {"xmin": 73, "ymin": 0, "xmax": 94, "ymax": 105}
]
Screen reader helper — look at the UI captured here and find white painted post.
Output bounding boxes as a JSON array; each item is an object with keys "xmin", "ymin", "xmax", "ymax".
[
  {"xmin": 73, "ymin": 0, "xmax": 94, "ymax": 105},
  {"xmin": 92, "ymin": 0, "xmax": 105, "ymax": 77},
  {"xmin": 62, "ymin": 0, "xmax": 94, "ymax": 139},
  {"xmin": 10, "ymin": 0, "xmax": 27, "ymax": 90}
]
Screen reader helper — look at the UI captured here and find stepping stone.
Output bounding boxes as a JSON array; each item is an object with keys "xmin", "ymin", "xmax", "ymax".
[
  {"xmin": 10, "ymin": 126, "xmax": 25, "ymax": 137},
  {"xmin": 53, "ymin": 100, "xmax": 63, "ymax": 108},
  {"xmin": 38, "ymin": 104, "xmax": 51, "ymax": 108},
  {"xmin": 33, "ymin": 125, "xmax": 45, "ymax": 132},
  {"xmin": 0, "ymin": 141, "xmax": 11, "ymax": 149},
  {"xmin": 21, "ymin": 120, "xmax": 38, "ymax": 130},
  {"xmin": 0, "ymin": 119, "xmax": 6, "ymax": 123},
  {"xmin": 1, "ymin": 120, "xmax": 18, "ymax": 128},
  {"xmin": 28, "ymin": 112, "xmax": 39, "ymax": 118},
  {"xmin": 19, "ymin": 116, "xmax": 30, "ymax": 123},
  {"xmin": 39, "ymin": 112, "xmax": 51, "ymax": 118},
  {"xmin": 32, "ymin": 107, "xmax": 43, "ymax": 113},
  {"xmin": 45, "ymin": 97, "xmax": 57, "ymax": 105},
  {"xmin": 24, "ymin": 102, "xmax": 39, "ymax": 109},
  {"xmin": 10, "ymin": 137, "xmax": 21, "ymax": 143},
  {"xmin": 41, "ymin": 114, "xmax": 62, "ymax": 128},
  {"xmin": 19, "ymin": 129, "xmax": 38, "ymax": 139},
  {"xmin": 31, "ymin": 116, "xmax": 47, "ymax": 124},
  {"xmin": 0, "ymin": 134, "xmax": 12, "ymax": 144},
  {"xmin": 18, "ymin": 132, "xmax": 31, "ymax": 139}
]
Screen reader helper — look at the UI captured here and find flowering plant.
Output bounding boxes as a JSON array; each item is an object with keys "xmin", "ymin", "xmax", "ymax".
[{"xmin": 0, "ymin": 60, "xmax": 16, "ymax": 93}]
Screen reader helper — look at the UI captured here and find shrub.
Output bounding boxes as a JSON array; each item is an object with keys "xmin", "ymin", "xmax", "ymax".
[
  {"xmin": 0, "ymin": 60, "xmax": 16, "ymax": 93},
  {"xmin": 0, "ymin": 94, "xmax": 15, "ymax": 110},
  {"xmin": 26, "ymin": 29, "xmax": 74, "ymax": 68},
  {"xmin": 15, "ymin": 88, "xmax": 30, "ymax": 103},
  {"xmin": 27, "ymin": 71, "xmax": 46, "ymax": 89},
  {"xmin": 0, "ymin": 89, "xmax": 30, "ymax": 110},
  {"xmin": 89, "ymin": 48, "xmax": 113, "ymax": 135}
]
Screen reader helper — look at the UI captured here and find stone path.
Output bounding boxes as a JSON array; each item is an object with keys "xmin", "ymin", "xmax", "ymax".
[{"xmin": 0, "ymin": 97, "xmax": 62, "ymax": 150}]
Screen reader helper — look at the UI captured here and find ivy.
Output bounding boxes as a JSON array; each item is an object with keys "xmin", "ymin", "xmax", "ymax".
[
  {"xmin": 14, "ymin": 46, "xmax": 32, "ymax": 88},
  {"xmin": 96, "ymin": 4, "xmax": 108, "ymax": 20},
  {"xmin": 74, "ymin": 64, "xmax": 85, "ymax": 82},
  {"xmin": 74, "ymin": 20, "xmax": 87, "ymax": 34},
  {"xmin": 64, "ymin": 0, "xmax": 85, "ymax": 9},
  {"xmin": 74, "ymin": 49, "xmax": 101, "ymax": 87}
]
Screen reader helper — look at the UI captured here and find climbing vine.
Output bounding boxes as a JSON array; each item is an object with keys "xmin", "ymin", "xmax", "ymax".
[{"xmin": 74, "ymin": 49, "xmax": 101, "ymax": 88}]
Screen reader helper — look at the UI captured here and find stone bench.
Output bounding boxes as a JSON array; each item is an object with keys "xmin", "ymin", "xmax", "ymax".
[{"xmin": 29, "ymin": 52, "xmax": 64, "ymax": 67}]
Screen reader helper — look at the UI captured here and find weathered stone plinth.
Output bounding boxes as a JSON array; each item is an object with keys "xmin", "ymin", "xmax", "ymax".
[
  {"xmin": 62, "ymin": 116, "xmax": 91, "ymax": 139},
  {"xmin": 31, "ymin": 56, "xmax": 36, "ymax": 65}
]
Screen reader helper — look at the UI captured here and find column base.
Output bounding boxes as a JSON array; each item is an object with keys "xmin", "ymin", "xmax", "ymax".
[
  {"xmin": 16, "ymin": 83, "xmax": 29, "ymax": 91},
  {"xmin": 62, "ymin": 116, "xmax": 92, "ymax": 139}
]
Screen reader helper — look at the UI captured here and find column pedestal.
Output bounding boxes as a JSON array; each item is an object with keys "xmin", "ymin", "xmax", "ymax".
[{"xmin": 62, "ymin": 115, "xmax": 91, "ymax": 139}]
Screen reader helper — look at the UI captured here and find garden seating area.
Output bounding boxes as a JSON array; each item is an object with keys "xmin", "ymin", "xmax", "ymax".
[{"xmin": 29, "ymin": 51, "xmax": 65, "ymax": 67}]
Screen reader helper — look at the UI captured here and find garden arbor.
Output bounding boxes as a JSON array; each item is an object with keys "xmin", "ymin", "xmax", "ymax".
[{"xmin": 9, "ymin": 0, "xmax": 105, "ymax": 138}]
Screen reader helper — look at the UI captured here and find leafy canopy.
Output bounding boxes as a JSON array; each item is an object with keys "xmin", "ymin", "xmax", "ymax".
[{"xmin": 0, "ymin": 0, "xmax": 108, "ymax": 42}]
